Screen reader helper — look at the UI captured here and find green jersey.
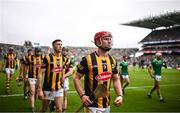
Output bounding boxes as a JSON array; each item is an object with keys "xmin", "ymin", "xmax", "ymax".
[
  {"xmin": 119, "ymin": 61, "xmax": 129, "ymax": 75},
  {"xmin": 151, "ymin": 59, "xmax": 164, "ymax": 75}
]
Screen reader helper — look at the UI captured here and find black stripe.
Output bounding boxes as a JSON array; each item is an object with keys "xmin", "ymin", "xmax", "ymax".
[
  {"xmin": 43, "ymin": 56, "xmax": 48, "ymax": 90},
  {"xmin": 28, "ymin": 56, "xmax": 34, "ymax": 78},
  {"xmin": 102, "ymin": 60, "xmax": 108, "ymax": 108},
  {"xmin": 55, "ymin": 74, "xmax": 59, "ymax": 91},
  {"xmin": 31, "ymin": 56, "xmax": 34, "ymax": 78},
  {"xmin": 91, "ymin": 52, "xmax": 98, "ymax": 107},
  {"xmin": 108, "ymin": 55, "xmax": 115, "ymax": 68},
  {"xmin": 108, "ymin": 55, "xmax": 114, "ymax": 90},
  {"xmin": 49, "ymin": 54, "xmax": 54, "ymax": 91},
  {"xmin": 56, "ymin": 58, "xmax": 60, "ymax": 90},
  {"xmin": 84, "ymin": 57, "xmax": 90, "ymax": 96},
  {"xmin": 36, "ymin": 68, "xmax": 38, "ymax": 79}
]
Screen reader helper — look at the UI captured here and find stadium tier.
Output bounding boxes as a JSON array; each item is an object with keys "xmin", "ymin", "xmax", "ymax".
[
  {"xmin": 0, "ymin": 42, "xmax": 138, "ymax": 65},
  {"xmin": 121, "ymin": 11, "xmax": 180, "ymax": 69}
]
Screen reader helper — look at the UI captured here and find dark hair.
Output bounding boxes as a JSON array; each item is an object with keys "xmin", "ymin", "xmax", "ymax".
[
  {"xmin": 28, "ymin": 48, "xmax": 32, "ymax": 52},
  {"xmin": 62, "ymin": 47, "xmax": 69, "ymax": 51},
  {"xmin": 52, "ymin": 39, "xmax": 62, "ymax": 46},
  {"xmin": 34, "ymin": 47, "xmax": 41, "ymax": 52},
  {"xmin": 123, "ymin": 55, "xmax": 127, "ymax": 58}
]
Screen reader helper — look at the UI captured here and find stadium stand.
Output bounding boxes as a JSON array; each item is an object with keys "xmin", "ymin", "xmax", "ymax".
[
  {"xmin": 68, "ymin": 46, "xmax": 138, "ymax": 63},
  {"xmin": 0, "ymin": 42, "xmax": 138, "ymax": 67},
  {"xmin": 121, "ymin": 11, "xmax": 180, "ymax": 69}
]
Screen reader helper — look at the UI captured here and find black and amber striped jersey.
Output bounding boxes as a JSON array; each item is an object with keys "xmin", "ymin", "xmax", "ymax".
[
  {"xmin": 64, "ymin": 56, "xmax": 74, "ymax": 74},
  {"xmin": 77, "ymin": 51, "xmax": 118, "ymax": 108},
  {"xmin": 4, "ymin": 53, "xmax": 17, "ymax": 68},
  {"xmin": 42, "ymin": 53, "xmax": 66, "ymax": 91},
  {"xmin": 26, "ymin": 55, "xmax": 43, "ymax": 79},
  {"xmin": 19, "ymin": 56, "xmax": 26, "ymax": 65}
]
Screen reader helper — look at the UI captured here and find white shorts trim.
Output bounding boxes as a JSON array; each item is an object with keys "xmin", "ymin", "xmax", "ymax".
[
  {"xmin": 63, "ymin": 78, "xmax": 69, "ymax": 91},
  {"xmin": 154, "ymin": 75, "xmax": 162, "ymax": 81},
  {"xmin": 28, "ymin": 78, "xmax": 37, "ymax": 85},
  {"xmin": 44, "ymin": 89, "xmax": 64, "ymax": 100},
  {"xmin": 87, "ymin": 106, "xmax": 110, "ymax": 113},
  {"xmin": 122, "ymin": 75, "xmax": 129, "ymax": 79},
  {"xmin": 5, "ymin": 68, "xmax": 15, "ymax": 75}
]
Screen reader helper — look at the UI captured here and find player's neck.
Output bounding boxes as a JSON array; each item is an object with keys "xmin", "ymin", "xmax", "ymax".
[
  {"xmin": 54, "ymin": 52, "xmax": 61, "ymax": 57},
  {"xmin": 96, "ymin": 48, "xmax": 109, "ymax": 57}
]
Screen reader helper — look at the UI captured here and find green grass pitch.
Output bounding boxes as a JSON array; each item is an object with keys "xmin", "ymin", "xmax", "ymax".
[{"xmin": 0, "ymin": 67, "xmax": 180, "ymax": 112}]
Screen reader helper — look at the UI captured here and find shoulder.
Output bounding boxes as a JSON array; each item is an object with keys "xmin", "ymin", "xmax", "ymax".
[
  {"xmin": 109, "ymin": 54, "xmax": 116, "ymax": 60},
  {"xmin": 81, "ymin": 52, "xmax": 95, "ymax": 60},
  {"xmin": 151, "ymin": 59, "xmax": 156, "ymax": 63},
  {"xmin": 108, "ymin": 54, "xmax": 117, "ymax": 65}
]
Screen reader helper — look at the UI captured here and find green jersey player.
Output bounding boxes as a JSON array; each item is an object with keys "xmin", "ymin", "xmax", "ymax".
[
  {"xmin": 147, "ymin": 52, "xmax": 167, "ymax": 102},
  {"xmin": 119, "ymin": 55, "xmax": 130, "ymax": 94}
]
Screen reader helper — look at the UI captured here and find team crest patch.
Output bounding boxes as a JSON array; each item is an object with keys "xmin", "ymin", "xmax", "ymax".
[{"xmin": 95, "ymin": 72, "xmax": 112, "ymax": 81}]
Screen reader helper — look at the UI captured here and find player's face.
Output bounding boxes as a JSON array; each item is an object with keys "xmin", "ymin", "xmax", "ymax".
[
  {"xmin": 62, "ymin": 50, "xmax": 68, "ymax": 56},
  {"xmin": 157, "ymin": 55, "xmax": 162, "ymax": 60},
  {"xmin": 124, "ymin": 56, "xmax": 127, "ymax": 61},
  {"xmin": 28, "ymin": 51, "xmax": 33, "ymax": 56},
  {"xmin": 101, "ymin": 36, "xmax": 112, "ymax": 49},
  {"xmin": 35, "ymin": 50, "xmax": 41, "ymax": 56},
  {"xmin": 53, "ymin": 41, "xmax": 62, "ymax": 53}
]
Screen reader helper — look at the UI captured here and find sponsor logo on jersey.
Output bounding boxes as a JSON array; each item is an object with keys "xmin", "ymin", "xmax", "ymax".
[
  {"xmin": 34, "ymin": 64, "xmax": 41, "ymax": 68},
  {"xmin": 53, "ymin": 67, "xmax": 63, "ymax": 73},
  {"xmin": 95, "ymin": 72, "xmax": 112, "ymax": 81},
  {"xmin": 7, "ymin": 58, "xmax": 14, "ymax": 61}
]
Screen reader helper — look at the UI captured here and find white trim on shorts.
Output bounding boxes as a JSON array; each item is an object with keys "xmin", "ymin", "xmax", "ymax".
[
  {"xmin": 44, "ymin": 89, "xmax": 64, "ymax": 100},
  {"xmin": 87, "ymin": 106, "xmax": 110, "ymax": 113},
  {"xmin": 154, "ymin": 75, "xmax": 162, "ymax": 81},
  {"xmin": 63, "ymin": 78, "xmax": 69, "ymax": 91},
  {"xmin": 28, "ymin": 78, "xmax": 37, "ymax": 85},
  {"xmin": 122, "ymin": 74, "xmax": 129, "ymax": 79},
  {"xmin": 5, "ymin": 68, "xmax": 15, "ymax": 75}
]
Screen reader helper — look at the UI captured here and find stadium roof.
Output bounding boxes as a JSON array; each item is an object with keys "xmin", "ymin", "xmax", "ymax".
[{"xmin": 121, "ymin": 11, "xmax": 180, "ymax": 29}]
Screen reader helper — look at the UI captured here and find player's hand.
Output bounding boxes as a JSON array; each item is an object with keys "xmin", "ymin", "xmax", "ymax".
[
  {"xmin": 151, "ymin": 75, "xmax": 155, "ymax": 79},
  {"xmin": 61, "ymin": 75, "xmax": 66, "ymax": 83},
  {"xmin": 113, "ymin": 96, "xmax": 123, "ymax": 107},
  {"xmin": 37, "ymin": 89, "xmax": 44, "ymax": 100},
  {"xmin": 81, "ymin": 95, "xmax": 92, "ymax": 107}
]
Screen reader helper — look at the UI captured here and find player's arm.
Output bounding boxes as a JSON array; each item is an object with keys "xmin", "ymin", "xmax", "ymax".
[
  {"xmin": 73, "ymin": 72, "xmax": 84, "ymax": 99},
  {"xmin": 64, "ymin": 67, "xmax": 73, "ymax": 78},
  {"xmin": 127, "ymin": 65, "xmax": 130, "ymax": 77},
  {"xmin": 73, "ymin": 57, "xmax": 92, "ymax": 107},
  {"xmin": 163, "ymin": 60, "xmax": 167, "ymax": 68},
  {"xmin": 119, "ymin": 67, "xmax": 122, "ymax": 76},
  {"xmin": 118, "ymin": 63, "xmax": 123, "ymax": 83},
  {"xmin": 38, "ymin": 69, "xmax": 43, "ymax": 89},
  {"xmin": 38, "ymin": 56, "xmax": 47, "ymax": 90},
  {"xmin": 147, "ymin": 64, "xmax": 154, "ymax": 78},
  {"xmin": 19, "ymin": 62, "xmax": 23, "ymax": 77},
  {"xmin": 112, "ymin": 60, "xmax": 123, "ymax": 107},
  {"xmin": 113, "ymin": 74, "xmax": 123, "ymax": 107},
  {"xmin": 37, "ymin": 57, "xmax": 47, "ymax": 100},
  {"xmin": 73, "ymin": 72, "xmax": 92, "ymax": 107},
  {"xmin": 37, "ymin": 69, "xmax": 44, "ymax": 100},
  {"xmin": 64, "ymin": 59, "xmax": 74, "ymax": 78}
]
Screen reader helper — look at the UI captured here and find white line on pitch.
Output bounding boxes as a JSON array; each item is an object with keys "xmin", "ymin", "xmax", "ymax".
[{"xmin": 0, "ymin": 84, "xmax": 180, "ymax": 97}]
